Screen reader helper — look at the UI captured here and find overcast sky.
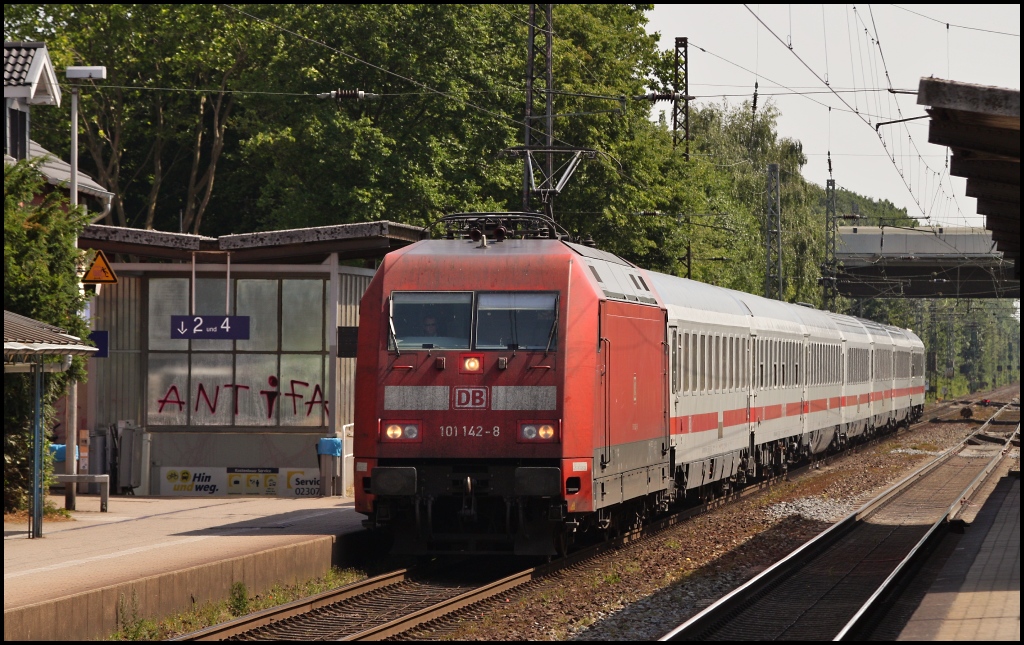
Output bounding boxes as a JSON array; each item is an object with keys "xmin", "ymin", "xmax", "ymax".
[{"xmin": 645, "ymin": 4, "xmax": 1020, "ymax": 228}]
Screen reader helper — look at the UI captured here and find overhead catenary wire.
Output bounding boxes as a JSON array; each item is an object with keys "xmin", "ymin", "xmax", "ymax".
[
  {"xmin": 889, "ymin": 4, "xmax": 1020, "ymax": 38},
  {"xmin": 687, "ymin": 40, "xmax": 889, "ymax": 120},
  {"xmin": 744, "ymin": 4, "xmax": 968, "ymax": 226}
]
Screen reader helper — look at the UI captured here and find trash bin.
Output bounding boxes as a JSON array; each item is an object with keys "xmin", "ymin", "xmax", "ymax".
[
  {"xmin": 317, "ymin": 437, "xmax": 343, "ymax": 497},
  {"xmin": 88, "ymin": 426, "xmax": 107, "ymax": 495}
]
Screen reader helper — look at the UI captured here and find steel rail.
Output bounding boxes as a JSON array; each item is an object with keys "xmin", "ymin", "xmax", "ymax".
[
  {"xmin": 659, "ymin": 400, "xmax": 1017, "ymax": 642},
  {"xmin": 173, "ymin": 569, "xmax": 409, "ymax": 641},
  {"xmin": 835, "ymin": 415, "xmax": 1020, "ymax": 641}
]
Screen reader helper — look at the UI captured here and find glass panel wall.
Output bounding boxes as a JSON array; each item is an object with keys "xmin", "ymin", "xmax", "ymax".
[{"xmin": 146, "ymin": 277, "xmax": 328, "ymax": 428}]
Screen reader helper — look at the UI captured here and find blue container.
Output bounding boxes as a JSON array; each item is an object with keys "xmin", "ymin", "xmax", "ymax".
[
  {"xmin": 317, "ymin": 437, "xmax": 343, "ymax": 457},
  {"xmin": 49, "ymin": 444, "xmax": 80, "ymax": 462}
]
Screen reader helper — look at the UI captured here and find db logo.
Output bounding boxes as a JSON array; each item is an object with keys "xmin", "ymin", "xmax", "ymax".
[{"xmin": 454, "ymin": 386, "xmax": 488, "ymax": 409}]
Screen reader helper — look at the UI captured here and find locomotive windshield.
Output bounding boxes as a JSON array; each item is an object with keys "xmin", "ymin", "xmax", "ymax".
[
  {"xmin": 476, "ymin": 292, "xmax": 557, "ymax": 350},
  {"xmin": 390, "ymin": 292, "xmax": 472, "ymax": 349},
  {"xmin": 388, "ymin": 291, "xmax": 558, "ymax": 351}
]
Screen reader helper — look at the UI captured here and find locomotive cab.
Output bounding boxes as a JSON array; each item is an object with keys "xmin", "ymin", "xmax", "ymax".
[{"xmin": 353, "ymin": 216, "xmax": 592, "ymax": 555}]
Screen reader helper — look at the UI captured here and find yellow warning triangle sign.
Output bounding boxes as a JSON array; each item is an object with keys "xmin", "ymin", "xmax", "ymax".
[{"xmin": 82, "ymin": 250, "xmax": 118, "ymax": 284}]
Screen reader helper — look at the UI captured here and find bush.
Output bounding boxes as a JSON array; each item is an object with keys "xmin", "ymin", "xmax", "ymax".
[{"xmin": 4, "ymin": 159, "xmax": 90, "ymax": 513}]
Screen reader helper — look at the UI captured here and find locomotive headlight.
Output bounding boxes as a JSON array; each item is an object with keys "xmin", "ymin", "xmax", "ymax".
[
  {"xmin": 382, "ymin": 421, "xmax": 421, "ymax": 442},
  {"xmin": 459, "ymin": 353, "xmax": 484, "ymax": 374},
  {"xmin": 518, "ymin": 421, "xmax": 559, "ymax": 442}
]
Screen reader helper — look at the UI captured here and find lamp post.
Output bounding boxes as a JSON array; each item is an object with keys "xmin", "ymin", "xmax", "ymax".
[{"xmin": 64, "ymin": 65, "xmax": 106, "ymax": 510}]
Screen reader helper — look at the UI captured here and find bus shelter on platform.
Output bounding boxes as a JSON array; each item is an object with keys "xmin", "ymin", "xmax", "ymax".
[
  {"xmin": 4, "ymin": 311, "xmax": 97, "ymax": 536},
  {"xmin": 77, "ymin": 221, "xmax": 426, "ymax": 498}
]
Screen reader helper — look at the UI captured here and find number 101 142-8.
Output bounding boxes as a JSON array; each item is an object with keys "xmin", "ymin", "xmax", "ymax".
[{"xmin": 440, "ymin": 425, "xmax": 500, "ymax": 437}]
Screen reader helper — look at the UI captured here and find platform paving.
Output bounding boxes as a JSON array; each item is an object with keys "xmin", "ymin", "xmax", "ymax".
[
  {"xmin": 3, "ymin": 493, "xmax": 366, "ymax": 640},
  {"xmin": 897, "ymin": 471, "xmax": 1020, "ymax": 641}
]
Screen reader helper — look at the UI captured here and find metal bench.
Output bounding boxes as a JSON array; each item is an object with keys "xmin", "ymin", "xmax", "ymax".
[{"xmin": 54, "ymin": 474, "xmax": 109, "ymax": 512}]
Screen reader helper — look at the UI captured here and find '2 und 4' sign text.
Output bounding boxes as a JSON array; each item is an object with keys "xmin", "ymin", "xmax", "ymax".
[{"xmin": 172, "ymin": 315, "xmax": 250, "ymax": 340}]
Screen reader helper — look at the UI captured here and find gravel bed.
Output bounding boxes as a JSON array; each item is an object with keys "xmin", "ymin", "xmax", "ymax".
[
  {"xmin": 763, "ymin": 496, "xmax": 853, "ymax": 523},
  {"xmin": 422, "ymin": 395, "xmax": 1015, "ymax": 642}
]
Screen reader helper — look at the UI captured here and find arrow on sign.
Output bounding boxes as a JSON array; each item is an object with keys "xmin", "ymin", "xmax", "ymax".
[{"xmin": 176, "ymin": 321, "xmax": 189, "ymax": 336}]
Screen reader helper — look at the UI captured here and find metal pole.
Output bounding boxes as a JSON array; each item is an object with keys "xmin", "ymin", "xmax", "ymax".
[
  {"xmin": 191, "ymin": 252, "xmax": 196, "ymax": 315},
  {"xmin": 765, "ymin": 163, "xmax": 782, "ymax": 300},
  {"xmin": 327, "ymin": 252, "xmax": 341, "ymax": 495},
  {"xmin": 225, "ymin": 252, "xmax": 231, "ymax": 315},
  {"xmin": 66, "ymin": 86, "xmax": 80, "ymax": 510},
  {"xmin": 823, "ymin": 178, "xmax": 837, "ymax": 312},
  {"xmin": 544, "ymin": 4, "xmax": 553, "ymax": 194},
  {"xmin": 70, "ymin": 87, "xmax": 79, "ymax": 208},
  {"xmin": 32, "ymin": 358, "xmax": 44, "ymax": 537},
  {"xmin": 522, "ymin": 4, "xmax": 536, "ymax": 213}
]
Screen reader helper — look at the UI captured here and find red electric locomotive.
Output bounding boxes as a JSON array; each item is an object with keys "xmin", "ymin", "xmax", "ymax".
[{"xmin": 353, "ymin": 214, "xmax": 924, "ymax": 555}]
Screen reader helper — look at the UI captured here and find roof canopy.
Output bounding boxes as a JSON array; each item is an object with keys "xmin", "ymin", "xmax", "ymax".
[
  {"xmin": 4, "ymin": 311, "xmax": 96, "ymax": 368},
  {"xmin": 78, "ymin": 221, "xmax": 428, "ymax": 264},
  {"xmin": 918, "ymin": 78, "xmax": 1020, "ymax": 281}
]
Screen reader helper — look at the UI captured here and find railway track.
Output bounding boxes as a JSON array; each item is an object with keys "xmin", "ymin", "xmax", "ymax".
[
  {"xmin": 660, "ymin": 400, "xmax": 1019, "ymax": 642},
  {"xmin": 175, "ymin": 392, "xmax": 1012, "ymax": 641}
]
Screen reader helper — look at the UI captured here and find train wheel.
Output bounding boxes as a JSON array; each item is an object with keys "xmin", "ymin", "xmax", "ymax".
[{"xmin": 553, "ymin": 525, "xmax": 570, "ymax": 557}]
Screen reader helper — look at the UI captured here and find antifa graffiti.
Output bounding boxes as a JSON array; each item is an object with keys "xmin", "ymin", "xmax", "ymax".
[{"xmin": 156, "ymin": 375, "xmax": 329, "ymax": 419}]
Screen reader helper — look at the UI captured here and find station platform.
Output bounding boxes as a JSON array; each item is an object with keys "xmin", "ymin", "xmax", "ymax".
[
  {"xmin": 3, "ymin": 493, "xmax": 367, "ymax": 641},
  {"xmin": 898, "ymin": 470, "xmax": 1020, "ymax": 641}
]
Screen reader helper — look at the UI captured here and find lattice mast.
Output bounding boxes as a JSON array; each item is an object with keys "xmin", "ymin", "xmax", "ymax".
[{"xmin": 522, "ymin": 4, "xmax": 554, "ymax": 214}]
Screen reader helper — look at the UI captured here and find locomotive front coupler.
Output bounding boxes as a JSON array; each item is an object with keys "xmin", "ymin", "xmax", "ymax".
[{"xmin": 458, "ymin": 484, "xmax": 478, "ymax": 522}]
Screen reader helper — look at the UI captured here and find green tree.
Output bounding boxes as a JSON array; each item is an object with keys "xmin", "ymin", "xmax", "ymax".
[{"xmin": 4, "ymin": 159, "xmax": 90, "ymax": 512}]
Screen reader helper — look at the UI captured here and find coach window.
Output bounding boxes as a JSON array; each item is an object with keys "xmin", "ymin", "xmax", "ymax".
[
  {"xmin": 817, "ymin": 344, "xmax": 822, "ymax": 385},
  {"xmin": 716, "ymin": 335, "xmax": 724, "ymax": 391},
  {"xmin": 691, "ymin": 332, "xmax": 699, "ymax": 393},
  {"xmin": 714, "ymin": 335, "xmax": 721, "ymax": 391},
  {"xmin": 748, "ymin": 338, "xmax": 752, "ymax": 389},
  {"xmin": 795, "ymin": 342, "xmax": 799, "ymax": 386},
  {"xmin": 729, "ymin": 337, "xmax": 735, "ymax": 391},
  {"xmin": 780, "ymin": 342, "xmax": 786, "ymax": 387},
  {"xmin": 812, "ymin": 344, "xmax": 816, "ymax": 385},
  {"xmin": 773, "ymin": 340, "xmax": 779, "ymax": 388},
  {"xmin": 709, "ymin": 334, "xmax": 716, "ymax": 392},
  {"xmin": 795, "ymin": 346, "xmax": 800, "ymax": 386},
  {"xmin": 475, "ymin": 292, "xmax": 558, "ymax": 350},
  {"xmin": 391, "ymin": 292, "xmax": 472, "ymax": 350},
  {"xmin": 699, "ymin": 334, "xmax": 706, "ymax": 393},
  {"xmin": 671, "ymin": 328, "xmax": 679, "ymax": 393},
  {"xmin": 682, "ymin": 332, "xmax": 690, "ymax": 393},
  {"xmin": 758, "ymin": 340, "xmax": 765, "ymax": 389},
  {"xmin": 789, "ymin": 341, "xmax": 794, "ymax": 386}
]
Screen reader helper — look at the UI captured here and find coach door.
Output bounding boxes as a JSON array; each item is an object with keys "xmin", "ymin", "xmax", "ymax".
[
  {"xmin": 598, "ymin": 300, "xmax": 668, "ymax": 473},
  {"xmin": 801, "ymin": 335, "xmax": 810, "ymax": 435}
]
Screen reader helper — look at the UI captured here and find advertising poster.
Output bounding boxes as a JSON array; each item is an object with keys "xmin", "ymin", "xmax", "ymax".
[
  {"xmin": 161, "ymin": 467, "xmax": 321, "ymax": 497},
  {"xmin": 161, "ymin": 467, "xmax": 228, "ymax": 496}
]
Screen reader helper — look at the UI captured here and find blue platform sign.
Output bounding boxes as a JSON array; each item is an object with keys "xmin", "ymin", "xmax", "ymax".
[
  {"xmin": 88, "ymin": 330, "xmax": 109, "ymax": 358},
  {"xmin": 171, "ymin": 315, "xmax": 250, "ymax": 340}
]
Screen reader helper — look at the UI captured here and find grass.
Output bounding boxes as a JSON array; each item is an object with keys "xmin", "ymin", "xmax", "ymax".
[{"xmin": 105, "ymin": 567, "xmax": 365, "ymax": 640}]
